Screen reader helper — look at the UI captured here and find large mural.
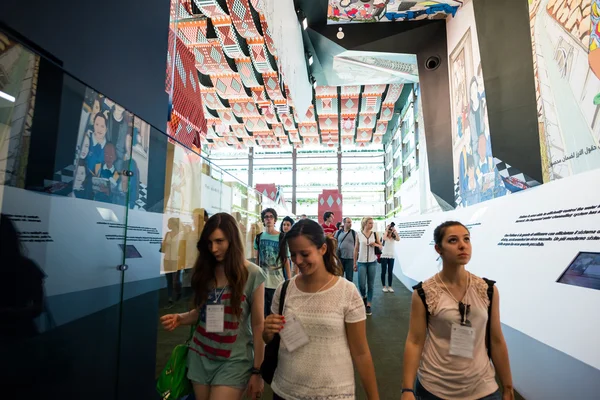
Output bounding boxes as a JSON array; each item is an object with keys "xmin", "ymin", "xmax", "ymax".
[
  {"xmin": 530, "ymin": 0, "xmax": 600, "ymax": 181},
  {"xmin": 327, "ymin": 0, "xmax": 462, "ymax": 23},
  {"xmin": 447, "ymin": 0, "xmax": 509, "ymax": 208}
]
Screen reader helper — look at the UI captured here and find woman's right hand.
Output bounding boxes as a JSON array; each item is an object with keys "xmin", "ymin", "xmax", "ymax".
[
  {"xmin": 160, "ymin": 313, "xmax": 182, "ymax": 331},
  {"xmin": 400, "ymin": 392, "xmax": 416, "ymax": 400},
  {"xmin": 263, "ymin": 314, "xmax": 285, "ymax": 342}
]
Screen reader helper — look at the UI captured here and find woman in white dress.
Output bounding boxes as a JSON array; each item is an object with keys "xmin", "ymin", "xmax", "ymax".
[{"xmin": 263, "ymin": 219, "xmax": 379, "ymax": 400}]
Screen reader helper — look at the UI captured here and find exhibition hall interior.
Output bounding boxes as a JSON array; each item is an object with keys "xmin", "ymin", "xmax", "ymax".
[{"xmin": 1, "ymin": 0, "xmax": 599, "ymax": 398}]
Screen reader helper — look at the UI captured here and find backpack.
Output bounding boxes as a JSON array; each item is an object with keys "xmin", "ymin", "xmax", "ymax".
[
  {"xmin": 413, "ymin": 278, "xmax": 495, "ymax": 359},
  {"xmin": 334, "ymin": 229, "xmax": 356, "ymax": 258},
  {"xmin": 255, "ymin": 231, "xmax": 285, "ymax": 265}
]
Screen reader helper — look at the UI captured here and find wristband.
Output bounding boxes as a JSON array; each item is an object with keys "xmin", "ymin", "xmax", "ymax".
[
  {"xmin": 251, "ymin": 367, "xmax": 261, "ymax": 375},
  {"xmin": 401, "ymin": 388, "xmax": 415, "ymax": 394}
]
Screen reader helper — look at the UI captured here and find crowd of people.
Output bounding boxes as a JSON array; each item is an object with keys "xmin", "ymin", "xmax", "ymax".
[{"xmin": 159, "ymin": 210, "xmax": 514, "ymax": 400}]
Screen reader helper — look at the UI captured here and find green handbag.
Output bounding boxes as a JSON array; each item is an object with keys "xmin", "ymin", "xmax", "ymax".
[{"xmin": 156, "ymin": 320, "xmax": 197, "ymax": 399}]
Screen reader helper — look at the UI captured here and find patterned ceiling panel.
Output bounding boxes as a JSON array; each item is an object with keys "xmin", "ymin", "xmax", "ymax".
[
  {"xmin": 214, "ymin": 22, "xmax": 247, "ymax": 59},
  {"xmin": 316, "ymin": 96, "xmax": 339, "ymax": 116},
  {"xmin": 249, "ymin": 0, "xmax": 263, "ymax": 12},
  {"xmin": 340, "ymin": 116, "xmax": 357, "ymax": 138},
  {"xmin": 194, "ymin": 40, "xmax": 234, "ymax": 75},
  {"xmin": 211, "ymin": 74, "xmax": 249, "ymax": 99},
  {"xmin": 279, "ymin": 112, "xmax": 296, "ymax": 132},
  {"xmin": 260, "ymin": 102, "xmax": 278, "ymax": 124},
  {"xmin": 303, "ymin": 137, "xmax": 320, "ymax": 146},
  {"xmin": 360, "ymin": 95, "xmax": 382, "ymax": 114},
  {"xmin": 230, "ymin": 99, "xmax": 261, "ymax": 117},
  {"xmin": 315, "ymin": 86, "xmax": 338, "ymax": 97},
  {"xmin": 226, "ymin": 0, "xmax": 262, "ymax": 39},
  {"xmin": 298, "ymin": 123, "xmax": 319, "ymax": 137},
  {"xmin": 363, "ymin": 84, "xmax": 387, "ymax": 95},
  {"xmin": 217, "ymin": 109, "xmax": 237, "ymax": 125},
  {"xmin": 262, "ymin": 72, "xmax": 285, "ymax": 101},
  {"xmin": 358, "ymin": 114, "xmax": 376, "ymax": 129},
  {"xmin": 375, "ymin": 120, "xmax": 388, "ymax": 135},
  {"xmin": 231, "ymin": 124, "xmax": 248, "ymax": 137},
  {"xmin": 250, "ymin": 87, "xmax": 268, "ymax": 104},
  {"xmin": 319, "ymin": 115, "xmax": 339, "ymax": 132},
  {"xmin": 244, "ymin": 116, "xmax": 268, "ymax": 131},
  {"xmin": 341, "ymin": 85, "xmax": 361, "ymax": 95},
  {"xmin": 356, "ymin": 129, "xmax": 373, "ymax": 143},
  {"xmin": 379, "ymin": 104, "xmax": 395, "ymax": 121},
  {"xmin": 340, "ymin": 93, "xmax": 360, "ymax": 116},
  {"xmin": 236, "ymin": 58, "xmax": 261, "ymax": 88},
  {"xmin": 327, "ymin": 0, "xmax": 462, "ymax": 23},
  {"xmin": 201, "ymin": 89, "xmax": 228, "ymax": 110},
  {"xmin": 384, "ymin": 83, "xmax": 404, "ymax": 105},
  {"xmin": 248, "ymin": 38, "xmax": 275, "ymax": 73},
  {"xmin": 259, "ymin": 14, "xmax": 277, "ymax": 58},
  {"xmin": 194, "ymin": 0, "xmax": 228, "ymax": 18},
  {"xmin": 272, "ymin": 123, "xmax": 286, "ymax": 137},
  {"xmin": 168, "ymin": 0, "xmax": 407, "ymax": 151}
]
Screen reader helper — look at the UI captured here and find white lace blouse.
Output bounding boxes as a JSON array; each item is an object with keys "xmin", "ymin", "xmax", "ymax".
[{"xmin": 271, "ymin": 276, "xmax": 366, "ymax": 400}]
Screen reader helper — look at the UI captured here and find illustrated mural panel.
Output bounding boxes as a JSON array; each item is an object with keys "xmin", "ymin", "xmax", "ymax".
[
  {"xmin": 327, "ymin": 0, "xmax": 462, "ymax": 23},
  {"xmin": 447, "ymin": 1, "xmax": 509, "ymax": 208},
  {"xmin": 530, "ymin": 0, "xmax": 600, "ymax": 182}
]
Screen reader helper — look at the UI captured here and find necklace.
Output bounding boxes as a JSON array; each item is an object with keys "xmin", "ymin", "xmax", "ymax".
[{"xmin": 436, "ymin": 272, "xmax": 472, "ymax": 326}]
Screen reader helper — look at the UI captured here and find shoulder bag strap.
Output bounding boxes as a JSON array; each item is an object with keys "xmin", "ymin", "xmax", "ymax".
[
  {"xmin": 255, "ymin": 232, "xmax": 263, "ymax": 264},
  {"xmin": 337, "ymin": 230, "xmax": 350, "ymax": 247},
  {"xmin": 278, "ymin": 280, "xmax": 291, "ymax": 315},
  {"xmin": 412, "ymin": 282, "xmax": 430, "ymax": 326},
  {"xmin": 483, "ymin": 277, "xmax": 496, "ymax": 359}
]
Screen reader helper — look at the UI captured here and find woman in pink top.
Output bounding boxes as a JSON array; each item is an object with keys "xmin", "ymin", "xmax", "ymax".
[{"xmin": 401, "ymin": 221, "xmax": 514, "ymax": 400}]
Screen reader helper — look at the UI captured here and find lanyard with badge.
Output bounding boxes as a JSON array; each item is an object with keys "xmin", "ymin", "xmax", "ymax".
[
  {"xmin": 206, "ymin": 285, "xmax": 227, "ymax": 333},
  {"xmin": 279, "ymin": 275, "xmax": 335, "ymax": 353},
  {"xmin": 437, "ymin": 273, "xmax": 475, "ymax": 359}
]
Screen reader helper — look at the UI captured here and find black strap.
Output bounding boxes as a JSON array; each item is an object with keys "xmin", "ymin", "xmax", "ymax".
[
  {"xmin": 337, "ymin": 229, "xmax": 353, "ymax": 248},
  {"xmin": 255, "ymin": 232, "xmax": 263, "ymax": 264},
  {"xmin": 278, "ymin": 280, "xmax": 291, "ymax": 315},
  {"xmin": 414, "ymin": 278, "xmax": 495, "ymax": 359},
  {"xmin": 412, "ymin": 282, "xmax": 430, "ymax": 326},
  {"xmin": 483, "ymin": 277, "xmax": 495, "ymax": 359}
]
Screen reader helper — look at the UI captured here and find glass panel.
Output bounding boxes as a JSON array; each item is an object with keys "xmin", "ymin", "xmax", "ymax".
[{"xmin": 0, "ymin": 36, "xmax": 128, "ymax": 397}]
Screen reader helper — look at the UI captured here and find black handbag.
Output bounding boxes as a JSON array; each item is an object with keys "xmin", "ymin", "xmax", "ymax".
[
  {"xmin": 374, "ymin": 232, "xmax": 382, "ymax": 256},
  {"xmin": 260, "ymin": 279, "xmax": 291, "ymax": 384}
]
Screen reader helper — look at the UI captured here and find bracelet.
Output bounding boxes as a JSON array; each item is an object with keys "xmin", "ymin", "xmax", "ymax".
[
  {"xmin": 251, "ymin": 367, "xmax": 261, "ymax": 375},
  {"xmin": 401, "ymin": 388, "xmax": 415, "ymax": 394}
]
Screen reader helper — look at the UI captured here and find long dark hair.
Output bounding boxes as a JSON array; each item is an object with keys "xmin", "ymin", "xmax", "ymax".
[
  {"xmin": 279, "ymin": 219, "xmax": 342, "ymax": 276},
  {"xmin": 279, "ymin": 216, "xmax": 294, "ymax": 232},
  {"xmin": 191, "ymin": 213, "xmax": 248, "ymax": 319}
]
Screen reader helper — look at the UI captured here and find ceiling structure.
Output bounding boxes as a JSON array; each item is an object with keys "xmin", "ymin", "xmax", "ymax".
[
  {"xmin": 327, "ymin": 0, "xmax": 462, "ymax": 23},
  {"xmin": 166, "ymin": 0, "xmax": 463, "ymax": 151}
]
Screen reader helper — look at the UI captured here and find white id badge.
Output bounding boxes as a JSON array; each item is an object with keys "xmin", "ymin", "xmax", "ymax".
[
  {"xmin": 279, "ymin": 314, "xmax": 309, "ymax": 352},
  {"xmin": 206, "ymin": 304, "xmax": 225, "ymax": 333},
  {"xmin": 449, "ymin": 323, "xmax": 475, "ymax": 359}
]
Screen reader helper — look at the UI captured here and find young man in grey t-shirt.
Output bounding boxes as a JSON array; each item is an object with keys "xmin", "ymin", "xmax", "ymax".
[{"xmin": 335, "ymin": 217, "xmax": 357, "ymax": 282}]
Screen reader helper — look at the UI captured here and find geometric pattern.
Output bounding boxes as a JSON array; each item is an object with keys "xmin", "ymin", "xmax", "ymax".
[
  {"xmin": 226, "ymin": 0, "xmax": 261, "ymax": 39},
  {"xmin": 167, "ymin": 0, "xmax": 403, "ymax": 151},
  {"xmin": 248, "ymin": 38, "xmax": 274, "ymax": 73}
]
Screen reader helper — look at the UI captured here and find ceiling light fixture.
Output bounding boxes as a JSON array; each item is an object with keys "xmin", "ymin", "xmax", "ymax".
[{"xmin": 0, "ymin": 90, "xmax": 16, "ymax": 103}]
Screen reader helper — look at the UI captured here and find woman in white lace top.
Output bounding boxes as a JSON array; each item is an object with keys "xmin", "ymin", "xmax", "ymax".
[{"xmin": 263, "ymin": 219, "xmax": 379, "ymax": 400}]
